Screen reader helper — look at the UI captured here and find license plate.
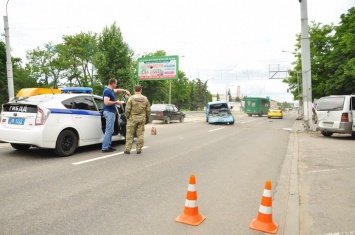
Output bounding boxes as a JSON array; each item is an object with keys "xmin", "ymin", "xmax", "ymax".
[
  {"xmin": 8, "ymin": 117, "xmax": 25, "ymax": 125},
  {"xmin": 151, "ymin": 113, "xmax": 156, "ymax": 115}
]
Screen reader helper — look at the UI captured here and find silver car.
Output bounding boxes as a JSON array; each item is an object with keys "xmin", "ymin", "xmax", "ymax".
[{"xmin": 316, "ymin": 95, "xmax": 355, "ymax": 138}]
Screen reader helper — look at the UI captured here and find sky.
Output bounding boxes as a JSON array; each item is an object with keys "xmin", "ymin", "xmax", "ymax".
[{"xmin": 1, "ymin": 0, "xmax": 354, "ymax": 102}]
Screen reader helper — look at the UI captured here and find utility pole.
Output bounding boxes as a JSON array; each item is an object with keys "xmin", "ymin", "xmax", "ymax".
[
  {"xmin": 3, "ymin": 0, "xmax": 15, "ymax": 101},
  {"xmin": 299, "ymin": 0, "xmax": 314, "ymax": 130}
]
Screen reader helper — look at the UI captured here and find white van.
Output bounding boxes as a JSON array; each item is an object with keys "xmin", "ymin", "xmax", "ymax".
[{"xmin": 316, "ymin": 95, "xmax": 355, "ymax": 138}]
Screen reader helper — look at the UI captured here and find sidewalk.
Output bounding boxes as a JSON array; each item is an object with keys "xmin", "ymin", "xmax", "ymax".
[{"xmin": 277, "ymin": 120, "xmax": 355, "ymax": 235}]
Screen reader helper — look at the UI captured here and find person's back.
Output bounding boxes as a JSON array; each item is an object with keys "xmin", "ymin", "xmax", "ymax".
[
  {"xmin": 128, "ymin": 94, "xmax": 150, "ymax": 121},
  {"xmin": 124, "ymin": 85, "xmax": 151, "ymax": 154}
]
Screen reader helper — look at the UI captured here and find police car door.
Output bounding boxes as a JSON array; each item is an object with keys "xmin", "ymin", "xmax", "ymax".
[{"xmin": 70, "ymin": 96, "xmax": 102, "ymax": 142}]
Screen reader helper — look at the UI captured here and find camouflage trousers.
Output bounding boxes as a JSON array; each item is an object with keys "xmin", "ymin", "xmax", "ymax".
[{"xmin": 125, "ymin": 119, "xmax": 145, "ymax": 151}]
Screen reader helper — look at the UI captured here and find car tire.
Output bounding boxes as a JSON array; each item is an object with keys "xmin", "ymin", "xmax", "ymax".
[
  {"xmin": 54, "ymin": 129, "xmax": 78, "ymax": 157},
  {"xmin": 352, "ymin": 131, "xmax": 355, "ymax": 139},
  {"xmin": 179, "ymin": 116, "xmax": 185, "ymax": 123},
  {"xmin": 230, "ymin": 119, "xmax": 234, "ymax": 125},
  {"xmin": 165, "ymin": 117, "xmax": 171, "ymax": 124},
  {"xmin": 206, "ymin": 117, "xmax": 208, "ymax": 122},
  {"xmin": 321, "ymin": 131, "xmax": 333, "ymax": 137},
  {"xmin": 248, "ymin": 114, "xmax": 252, "ymax": 117},
  {"xmin": 10, "ymin": 143, "xmax": 31, "ymax": 151}
]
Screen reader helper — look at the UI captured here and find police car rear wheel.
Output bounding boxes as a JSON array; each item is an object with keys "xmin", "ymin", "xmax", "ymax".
[
  {"xmin": 55, "ymin": 130, "xmax": 78, "ymax": 157},
  {"xmin": 10, "ymin": 143, "xmax": 31, "ymax": 151}
]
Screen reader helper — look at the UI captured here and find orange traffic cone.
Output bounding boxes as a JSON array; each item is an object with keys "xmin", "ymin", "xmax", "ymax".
[
  {"xmin": 175, "ymin": 175, "xmax": 206, "ymax": 226},
  {"xmin": 249, "ymin": 180, "xmax": 278, "ymax": 234}
]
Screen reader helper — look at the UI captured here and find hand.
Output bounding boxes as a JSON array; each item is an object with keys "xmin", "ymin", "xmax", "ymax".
[
  {"xmin": 116, "ymin": 101, "xmax": 122, "ymax": 105},
  {"xmin": 125, "ymin": 90, "xmax": 131, "ymax": 96}
]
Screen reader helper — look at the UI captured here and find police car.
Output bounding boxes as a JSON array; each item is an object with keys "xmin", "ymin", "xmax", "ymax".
[{"xmin": 0, "ymin": 88, "xmax": 127, "ymax": 156}]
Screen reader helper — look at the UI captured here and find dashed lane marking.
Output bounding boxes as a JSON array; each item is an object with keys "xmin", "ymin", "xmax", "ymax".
[
  {"xmin": 72, "ymin": 146, "xmax": 149, "ymax": 165},
  {"xmin": 319, "ymin": 232, "xmax": 355, "ymax": 235},
  {"xmin": 208, "ymin": 127, "xmax": 225, "ymax": 132}
]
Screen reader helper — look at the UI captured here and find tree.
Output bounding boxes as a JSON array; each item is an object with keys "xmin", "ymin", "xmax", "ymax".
[
  {"xmin": 228, "ymin": 89, "xmax": 232, "ymax": 102},
  {"xmin": 284, "ymin": 7, "xmax": 355, "ymax": 99},
  {"xmin": 0, "ymin": 41, "xmax": 8, "ymax": 106},
  {"xmin": 26, "ymin": 43, "xmax": 66, "ymax": 88},
  {"xmin": 0, "ymin": 42, "xmax": 35, "ymax": 106},
  {"xmin": 94, "ymin": 23, "xmax": 133, "ymax": 91},
  {"xmin": 216, "ymin": 92, "xmax": 220, "ymax": 101},
  {"xmin": 171, "ymin": 71, "xmax": 190, "ymax": 110},
  {"xmin": 325, "ymin": 7, "xmax": 355, "ymax": 95},
  {"xmin": 12, "ymin": 59, "xmax": 36, "ymax": 93},
  {"xmin": 58, "ymin": 33, "xmax": 99, "ymax": 88}
]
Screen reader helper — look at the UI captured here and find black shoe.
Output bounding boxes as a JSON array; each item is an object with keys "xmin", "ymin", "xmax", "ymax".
[
  {"xmin": 137, "ymin": 150, "xmax": 141, "ymax": 154},
  {"xmin": 109, "ymin": 147, "xmax": 116, "ymax": 151},
  {"xmin": 124, "ymin": 150, "xmax": 130, "ymax": 154},
  {"xmin": 102, "ymin": 149, "xmax": 115, "ymax": 153}
]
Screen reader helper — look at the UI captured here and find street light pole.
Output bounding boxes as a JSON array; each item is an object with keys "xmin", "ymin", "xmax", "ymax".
[
  {"xmin": 299, "ymin": 0, "xmax": 314, "ymax": 130},
  {"xmin": 3, "ymin": 0, "xmax": 15, "ymax": 101}
]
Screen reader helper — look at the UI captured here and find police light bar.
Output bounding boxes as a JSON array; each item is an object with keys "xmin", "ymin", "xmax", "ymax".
[{"xmin": 61, "ymin": 87, "xmax": 93, "ymax": 94}]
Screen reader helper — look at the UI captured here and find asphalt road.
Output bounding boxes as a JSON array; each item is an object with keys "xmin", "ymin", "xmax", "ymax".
[{"xmin": 0, "ymin": 111, "xmax": 297, "ymax": 235}]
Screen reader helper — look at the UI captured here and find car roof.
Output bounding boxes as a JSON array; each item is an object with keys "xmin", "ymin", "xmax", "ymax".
[
  {"xmin": 151, "ymin": 104, "xmax": 173, "ymax": 106},
  {"xmin": 208, "ymin": 101, "xmax": 228, "ymax": 105}
]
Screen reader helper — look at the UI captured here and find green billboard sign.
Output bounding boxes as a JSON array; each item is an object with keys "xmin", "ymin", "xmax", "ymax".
[{"xmin": 137, "ymin": 55, "xmax": 179, "ymax": 80}]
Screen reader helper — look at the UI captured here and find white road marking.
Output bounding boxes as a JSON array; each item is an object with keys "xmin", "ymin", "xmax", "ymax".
[
  {"xmin": 72, "ymin": 146, "xmax": 149, "ymax": 165},
  {"xmin": 319, "ymin": 232, "xmax": 355, "ymax": 235},
  {"xmin": 305, "ymin": 167, "xmax": 355, "ymax": 174},
  {"xmin": 208, "ymin": 127, "xmax": 225, "ymax": 132},
  {"xmin": 236, "ymin": 118, "xmax": 260, "ymax": 124}
]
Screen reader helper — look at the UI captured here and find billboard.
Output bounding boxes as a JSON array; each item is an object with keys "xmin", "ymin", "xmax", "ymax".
[{"xmin": 137, "ymin": 55, "xmax": 179, "ymax": 80}]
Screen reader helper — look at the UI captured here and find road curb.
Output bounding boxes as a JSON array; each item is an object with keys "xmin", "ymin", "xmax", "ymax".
[
  {"xmin": 273, "ymin": 120, "xmax": 302, "ymax": 234},
  {"xmin": 283, "ymin": 121, "xmax": 300, "ymax": 235}
]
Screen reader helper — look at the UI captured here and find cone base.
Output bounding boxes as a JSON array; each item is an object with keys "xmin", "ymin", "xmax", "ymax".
[
  {"xmin": 249, "ymin": 218, "xmax": 278, "ymax": 234},
  {"xmin": 175, "ymin": 213, "xmax": 206, "ymax": 226}
]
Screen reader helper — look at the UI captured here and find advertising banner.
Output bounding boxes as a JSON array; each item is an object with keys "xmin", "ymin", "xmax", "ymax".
[{"xmin": 137, "ymin": 55, "xmax": 179, "ymax": 80}]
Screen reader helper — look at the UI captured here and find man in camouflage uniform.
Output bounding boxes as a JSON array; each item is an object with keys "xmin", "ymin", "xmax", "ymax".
[{"xmin": 124, "ymin": 85, "xmax": 151, "ymax": 154}]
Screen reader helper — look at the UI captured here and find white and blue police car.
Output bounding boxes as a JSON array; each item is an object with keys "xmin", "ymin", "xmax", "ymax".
[{"xmin": 0, "ymin": 87, "xmax": 126, "ymax": 156}]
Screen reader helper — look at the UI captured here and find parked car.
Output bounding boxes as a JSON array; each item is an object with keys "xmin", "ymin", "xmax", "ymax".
[
  {"xmin": 149, "ymin": 104, "xmax": 185, "ymax": 124},
  {"xmin": 316, "ymin": 95, "xmax": 355, "ymax": 138},
  {"xmin": 268, "ymin": 105, "xmax": 283, "ymax": 119},
  {"xmin": 205, "ymin": 101, "xmax": 234, "ymax": 124},
  {"xmin": 0, "ymin": 91, "xmax": 127, "ymax": 156}
]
